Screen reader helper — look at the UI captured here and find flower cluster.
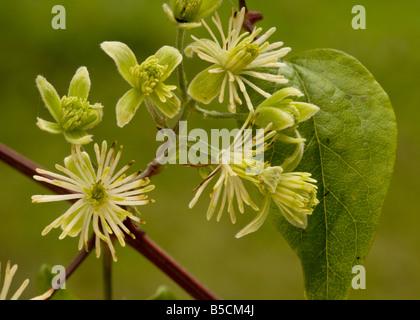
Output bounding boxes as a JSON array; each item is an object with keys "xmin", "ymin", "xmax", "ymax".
[
  {"xmin": 189, "ymin": 119, "xmax": 319, "ymax": 238},
  {"xmin": 28, "ymin": 2, "xmax": 322, "ymax": 273},
  {"xmin": 182, "ymin": 5, "xmax": 321, "ymax": 237}
]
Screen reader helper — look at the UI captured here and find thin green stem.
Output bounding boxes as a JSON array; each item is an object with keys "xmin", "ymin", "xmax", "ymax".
[
  {"xmin": 176, "ymin": 28, "xmax": 188, "ymax": 101},
  {"xmin": 103, "ymin": 244, "xmax": 113, "ymax": 300},
  {"xmin": 145, "ymin": 98, "xmax": 169, "ymax": 129}
]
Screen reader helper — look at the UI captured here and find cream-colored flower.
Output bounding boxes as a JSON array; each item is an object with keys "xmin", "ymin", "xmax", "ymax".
[
  {"xmin": 32, "ymin": 141, "xmax": 155, "ymax": 261},
  {"xmin": 236, "ymin": 166, "xmax": 319, "ymax": 238},
  {"xmin": 186, "ymin": 8, "xmax": 291, "ymax": 112},
  {"xmin": 189, "ymin": 124, "xmax": 276, "ymax": 224}
]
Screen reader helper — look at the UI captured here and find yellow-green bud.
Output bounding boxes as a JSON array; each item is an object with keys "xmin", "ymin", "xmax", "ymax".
[
  {"xmin": 60, "ymin": 96, "xmax": 102, "ymax": 131},
  {"xmin": 173, "ymin": 0, "xmax": 203, "ymax": 22}
]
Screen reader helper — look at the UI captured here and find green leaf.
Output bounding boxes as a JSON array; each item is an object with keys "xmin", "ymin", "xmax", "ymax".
[
  {"xmin": 250, "ymin": 49, "xmax": 397, "ymax": 299},
  {"xmin": 36, "ymin": 264, "xmax": 79, "ymax": 300},
  {"xmin": 147, "ymin": 286, "xmax": 178, "ymax": 300}
]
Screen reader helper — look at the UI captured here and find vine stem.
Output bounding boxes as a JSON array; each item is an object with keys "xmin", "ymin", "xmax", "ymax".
[
  {"xmin": 176, "ymin": 28, "xmax": 188, "ymax": 102},
  {"xmin": 145, "ymin": 98, "xmax": 169, "ymax": 129},
  {"xmin": 124, "ymin": 220, "xmax": 219, "ymax": 300},
  {"xmin": 49, "ymin": 234, "xmax": 96, "ymax": 299},
  {"xmin": 0, "ymin": 142, "xmax": 219, "ymax": 300}
]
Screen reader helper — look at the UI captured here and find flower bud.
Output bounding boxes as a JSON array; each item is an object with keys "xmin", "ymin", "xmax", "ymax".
[
  {"xmin": 255, "ymin": 87, "xmax": 320, "ymax": 131},
  {"xmin": 60, "ymin": 96, "xmax": 102, "ymax": 131},
  {"xmin": 163, "ymin": 0, "xmax": 222, "ymax": 30},
  {"xmin": 173, "ymin": 0, "xmax": 203, "ymax": 22}
]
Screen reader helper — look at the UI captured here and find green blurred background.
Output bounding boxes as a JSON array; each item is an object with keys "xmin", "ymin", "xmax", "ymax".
[{"xmin": 0, "ymin": 0, "xmax": 418, "ymax": 300}]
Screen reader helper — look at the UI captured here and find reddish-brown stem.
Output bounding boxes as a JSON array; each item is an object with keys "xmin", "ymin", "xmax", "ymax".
[
  {"xmin": 239, "ymin": 0, "xmax": 264, "ymax": 34},
  {"xmin": 48, "ymin": 234, "xmax": 96, "ymax": 299},
  {"xmin": 125, "ymin": 220, "xmax": 219, "ymax": 300},
  {"xmin": 0, "ymin": 142, "xmax": 219, "ymax": 300}
]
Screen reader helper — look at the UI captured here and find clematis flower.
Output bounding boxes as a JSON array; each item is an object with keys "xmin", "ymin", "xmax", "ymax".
[
  {"xmin": 186, "ymin": 7, "xmax": 291, "ymax": 112},
  {"xmin": 101, "ymin": 42, "xmax": 182, "ymax": 127},
  {"xmin": 189, "ymin": 124, "xmax": 276, "ymax": 224},
  {"xmin": 32, "ymin": 141, "xmax": 155, "ymax": 261},
  {"xmin": 163, "ymin": 0, "xmax": 222, "ymax": 30},
  {"xmin": 236, "ymin": 166, "xmax": 319, "ymax": 238},
  {"xmin": 254, "ymin": 87, "xmax": 320, "ymax": 131},
  {"xmin": 36, "ymin": 67, "xmax": 103, "ymax": 145}
]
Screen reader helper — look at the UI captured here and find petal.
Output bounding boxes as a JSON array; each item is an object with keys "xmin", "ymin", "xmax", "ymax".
[
  {"xmin": 148, "ymin": 92, "xmax": 180, "ymax": 118},
  {"xmin": 155, "ymin": 46, "xmax": 183, "ymax": 81},
  {"xmin": 81, "ymin": 104, "xmax": 104, "ymax": 130},
  {"xmin": 293, "ymin": 102, "xmax": 320, "ymax": 123},
  {"xmin": 64, "ymin": 151, "xmax": 93, "ymax": 179},
  {"xmin": 60, "ymin": 206, "xmax": 88, "ymax": 238},
  {"xmin": 100, "ymin": 41, "xmax": 138, "ymax": 86},
  {"xmin": 68, "ymin": 67, "xmax": 91, "ymax": 100},
  {"xmin": 36, "ymin": 118, "xmax": 63, "ymax": 134},
  {"xmin": 235, "ymin": 194, "xmax": 271, "ymax": 238},
  {"xmin": 63, "ymin": 130, "xmax": 93, "ymax": 145},
  {"xmin": 256, "ymin": 87, "xmax": 304, "ymax": 109},
  {"xmin": 36, "ymin": 75, "xmax": 62, "ymax": 122},
  {"xmin": 255, "ymin": 106, "xmax": 295, "ymax": 131},
  {"xmin": 162, "ymin": 3, "xmax": 178, "ymax": 26},
  {"xmin": 196, "ymin": 0, "xmax": 222, "ymax": 20},
  {"xmin": 272, "ymin": 197, "xmax": 308, "ymax": 229},
  {"xmin": 116, "ymin": 88, "xmax": 144, "ymax": 127},
  {"xmin": 187, "ymin": 67, "xmax": 225, "ymax": 104},
  {"xmin": 178, "ymin": 21, "xmax": 203, "ymax": 30}
]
